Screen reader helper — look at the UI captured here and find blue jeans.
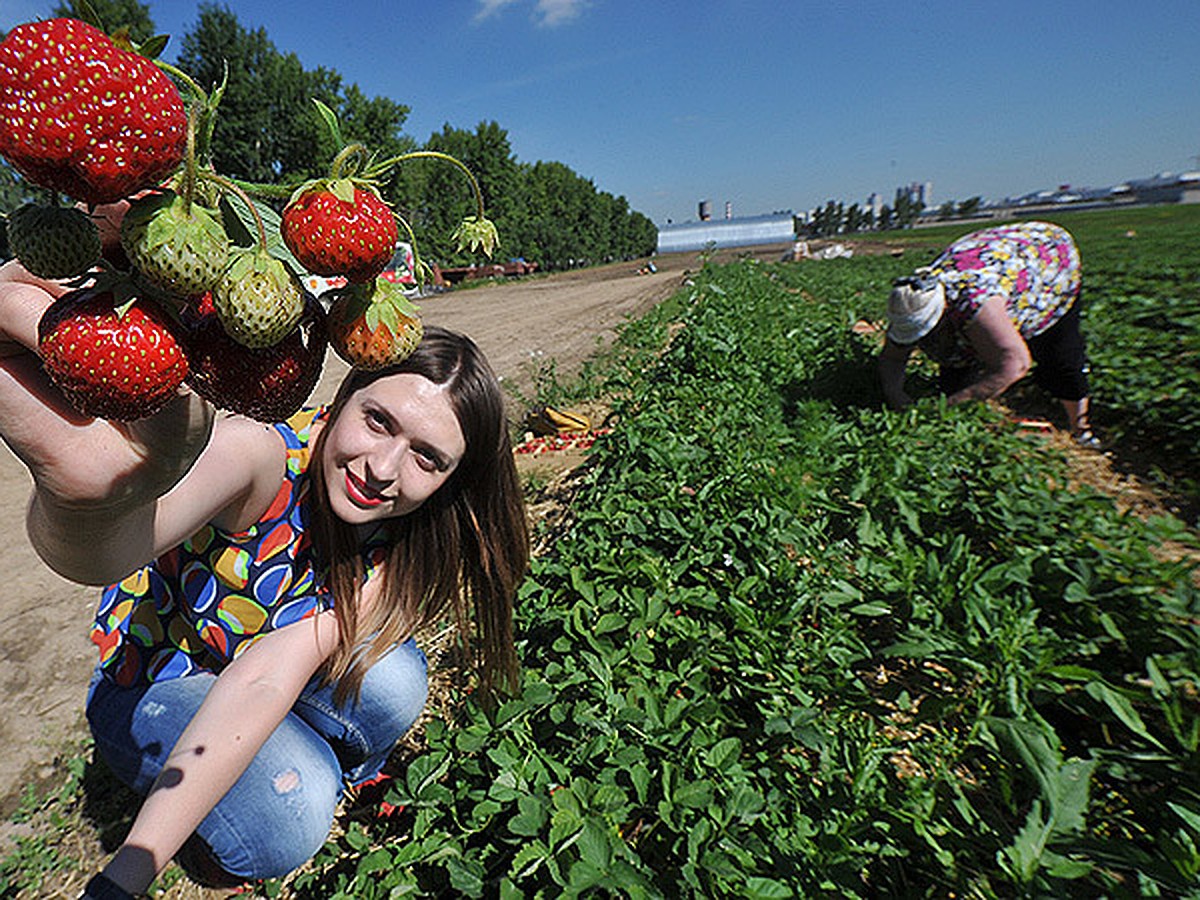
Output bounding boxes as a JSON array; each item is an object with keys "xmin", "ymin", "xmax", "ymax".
[{"xmin": 86, "ymin": 637, "xmax": 428, "ymax": 880}]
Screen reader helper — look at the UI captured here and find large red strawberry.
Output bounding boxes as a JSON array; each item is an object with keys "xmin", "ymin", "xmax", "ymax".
[
  {"xmin": 281, "ymin": 178, "xmax": 398, "ymax": 283},
  {"xmin": 0, "ymin": 18, "xmax": 187, "ymax": 204},
  {"xmin": 326, "ymin": 277, "xmax": 423, "ymax": 370},
  {"xmin": 182, "ymin": 293, "xmax": 328, "ymax": 422},
  {"xmin": 38, "ymin": 285, "xmax": 188, "ymax": 421}
]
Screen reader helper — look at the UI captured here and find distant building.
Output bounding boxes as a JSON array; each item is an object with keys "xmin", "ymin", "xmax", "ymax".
[
  {"xmin": 897, "ymin": 181, "xmax": 933, "ymax": 208},
  {"xmin": 656, "ymin": 213, "xmax": 796, "ymax": 254}
]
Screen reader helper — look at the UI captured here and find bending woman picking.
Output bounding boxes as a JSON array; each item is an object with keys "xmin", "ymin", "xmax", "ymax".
[
  {"xmin": 876, "ymin": 221, "xmax": 1099, "ymax": 447},
  {"xmin": 0, "ymin": 239, "xmax": 528, "ymax": 898}
]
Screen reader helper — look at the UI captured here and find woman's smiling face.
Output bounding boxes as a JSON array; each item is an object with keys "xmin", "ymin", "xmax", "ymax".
[{"xmin": 320, "ymin": 373, "xmax": 466, "ymax": 525}]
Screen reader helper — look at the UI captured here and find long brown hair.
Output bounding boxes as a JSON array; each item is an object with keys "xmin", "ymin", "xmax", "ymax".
[{"xmin": 308, "ymin": 326, "xmax": 528, "ymax": 704}]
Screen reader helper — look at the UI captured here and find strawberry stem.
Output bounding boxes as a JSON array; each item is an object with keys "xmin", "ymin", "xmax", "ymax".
[
  {"xmin": 370, "ymin": 151, "xmax": 489, "ymax": 223},
  {"xmin": 330, "ymin": 144, "xmax": 370, "ymax": 181},
  {"xmin": 393, "ymin": 213, "xmax": 429, "ymax": 288},
  {"xmin": 180, "ymin": 100, "xmax": 199, "ymax": 214},
  {"xmin": 155, "ymin": 60, "xmax": 207, "ymax": 108}
]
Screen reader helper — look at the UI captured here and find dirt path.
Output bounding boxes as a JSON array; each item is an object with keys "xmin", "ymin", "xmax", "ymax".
[{"xmin": 0, "ymin": 245, "xmax": 749, "ymax": 822}]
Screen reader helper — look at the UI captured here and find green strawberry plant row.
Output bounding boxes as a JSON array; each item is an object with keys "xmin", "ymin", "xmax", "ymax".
[{"xmin": 285, "ymin": 206, "xmax": 1200, "ymax": 897}]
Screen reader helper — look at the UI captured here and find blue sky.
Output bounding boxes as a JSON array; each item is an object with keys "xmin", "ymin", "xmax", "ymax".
[{"xmin": 2, "ymin": 0, "xmax": 1198, "ymax": 225}]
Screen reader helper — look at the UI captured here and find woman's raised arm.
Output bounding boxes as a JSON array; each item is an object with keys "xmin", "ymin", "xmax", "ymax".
[{"xmin": 0, "ymin": 260, "xmax": 285, "ymax": 583}]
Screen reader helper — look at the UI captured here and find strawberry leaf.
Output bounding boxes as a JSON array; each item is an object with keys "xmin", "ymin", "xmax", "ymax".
[
  {"xmin": 138, "ymin": 33, "xmax": 171, "ymax": 59},
  {"xmin": 218, "ymin": 193, "xmax": 304, "ymax": 274},
  {"xmin": 312, "ymin": 99, "xmax": 345, "ymax": 149},
  {"xmin": 329, "ymin": 178, "xmax": 357, "ymax": 205}
]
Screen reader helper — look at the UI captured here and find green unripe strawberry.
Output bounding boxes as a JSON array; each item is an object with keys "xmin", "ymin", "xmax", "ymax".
[
  {"xmin": 6, "ymin": 204, "xmax": 102, "ymax": 279},
  {"xmin": 212, "ymin": 247, "xmax": 305, "ymax": 348},
  {"xmin": 121, "ymin": 190, "xmax": 230, "ymax": 299}
]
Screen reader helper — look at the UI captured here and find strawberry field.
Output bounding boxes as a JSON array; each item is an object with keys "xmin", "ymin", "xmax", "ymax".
[
  {"xmin": 3, "ymin": 206, "xmax": 1198, "ymax": 897},
  {"xmin": 268, "ymin": 206, "xmax": 1200, "ymax": 897}
]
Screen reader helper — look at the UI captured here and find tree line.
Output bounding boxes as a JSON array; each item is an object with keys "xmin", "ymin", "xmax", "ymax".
[
  {"xmin": 0, "ymin": 1, "xmax": 658, "ymax": 270},
  {"xmin": 803, "ymin": 188, "xmax": 984, "ymax": 238}
]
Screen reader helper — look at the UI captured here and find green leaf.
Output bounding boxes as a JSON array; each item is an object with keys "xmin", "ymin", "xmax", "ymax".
[
  {"xmin": 1169, "ymin": 801, "xmax": 1200, "ymax": 833},
  {"xmin": 577, "ymin": 819, "xmax": 612, "ymax": 870},
  {"xmin": 446, "ymin": 855, "xmax": 485, "ymax": 897},
  {"xmin": 508, "ymin": 795, "xmax": 548, "ymax": 836},
  {"xmin": 673, "ymin": 779, "xmax": 714, "ymax": 809},
  {"xmin": 407, "ymin": 751, "xmax": 453, "ymax": 800},
  {"xmin": 703, "ymin": 737, "xmax": 742, "ymax": 771},
  {"xmin": 629, "ymin": 763, "xmax": 652, "ymax": 804},
  {"xmin": 355, "ymin": 848, "xmax": 394, "ymax": 877},
  {"xmin": 849, "ymin": 601, "xmax": 891, "ymax": 617},
  {"xmin": 1085, "ymin": 681, "xmax": 1167, "ymax": 750},
  {"xmin": 744, "ymin": 877, "xmax": 796, "ymax": 899},
  {"xmin": 594, "ymin": 612, "xmax": 626, "ymax": 634},
  {"xmin": 509, "ymin": 841, "xmax": 549, "ymax": 880},
  {"xmin": 984, "ymin": 718, "xmax": 1095, "ymax": 836},
  {"xmin": 312, "ymin": 98, "xmax": 344, "ymax": 148}
]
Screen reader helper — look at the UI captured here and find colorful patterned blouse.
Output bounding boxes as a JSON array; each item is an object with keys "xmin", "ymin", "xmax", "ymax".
[
  {"xmin": 90, "ymin": 407, "xmax": 387, "ymax": 688},
  {"xmin": 927, "ymin": 221, "xmax": 1081, "ymax": 368}
]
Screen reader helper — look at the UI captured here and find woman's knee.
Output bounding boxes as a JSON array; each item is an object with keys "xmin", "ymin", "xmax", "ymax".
[
  {"xmin": 359, "ymin": 639, "xmax": 430, "ymax": 727},
  {"xmin": 85, "ymin": 672, "xmax": 214, "ymax": 794},
  {"xmin": 197, "ymin": 723, "xmax": 343, "ymax": 879},
  {"xmin": 295, "ymin": 638, "xmax": 429, "ymax": 767}
]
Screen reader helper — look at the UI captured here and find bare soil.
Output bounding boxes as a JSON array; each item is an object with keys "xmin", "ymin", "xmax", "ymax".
[{"xmin": 2, "ymin": 238, "xmax": 1195, "ymax": 896}]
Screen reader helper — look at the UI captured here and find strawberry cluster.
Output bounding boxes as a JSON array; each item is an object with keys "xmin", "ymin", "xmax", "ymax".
[{"xmin": 0, "ymin": 17, "xmax": 494, "ymax": 422}]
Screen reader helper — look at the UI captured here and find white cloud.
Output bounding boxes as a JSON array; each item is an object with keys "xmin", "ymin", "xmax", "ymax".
[
  {"xmin": 534, "ymin": 0, "xmax": 589, "ymax": 27},
  {"xmin": 473, "ymin": 0, "xmax": 589, "ymax": 28},
  {"xmin": 473, "ymin": 0, "xmax": 521, "ymax": 23}
]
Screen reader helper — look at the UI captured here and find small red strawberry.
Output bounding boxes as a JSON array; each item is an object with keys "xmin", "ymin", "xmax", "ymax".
[
  {"xmin": 182, "ymin": 292, "xmax": 328, "ymax": 422},
  {"xmin": 0, "ymin": 18, "xmax": 187, "ymax": 204},
  {"xmin": 281, "ymin": 178, "xmax": 398, "ymax": 283},
  {"xmin": 326, "ymin": 277, "xmax": 423, "ymax": 370},
  {"xmin": 38, "ymin": 284, "xmax": 189, "ymax": 420}
]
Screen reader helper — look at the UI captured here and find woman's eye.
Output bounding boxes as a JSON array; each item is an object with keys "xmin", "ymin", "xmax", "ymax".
[
  {"xmin": 366, "ymin": 409, "xmax": 389, "ymax": 430},
  {"xmin": 414, "ymin": 449, "xmax": 439, "ymax": 471}
]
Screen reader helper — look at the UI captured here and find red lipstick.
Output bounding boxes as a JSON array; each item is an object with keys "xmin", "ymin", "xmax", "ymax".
[{"xmin": 344, "ymin": 470, "xmax": 386, "ymax": 507}]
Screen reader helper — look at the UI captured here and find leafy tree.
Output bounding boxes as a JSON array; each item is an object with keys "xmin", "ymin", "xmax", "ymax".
[
  {"xmin": 176, "ymin": 5, "xmax": 327, "ymax": 183},
  {"xmin": 957, "ymin": 196, "xmax": 982, "ymax": 217},
  {"xmin": 339, "ymin": 84, "xmax": 415, "ymax": 168},
  {"xmin": 844, "ymin": 202, "xmax": 864, "ymax": 233},
  {"xmin": 177, "ymin": 4, "xmax": 412, "ymax": 191},
  {"xmin": 890, "ymin": 188, "xmax": 924, "ymax": 229},
  {"xmin": 937, "ymin": 200, "xmax": 957, "ymax": 220}
]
